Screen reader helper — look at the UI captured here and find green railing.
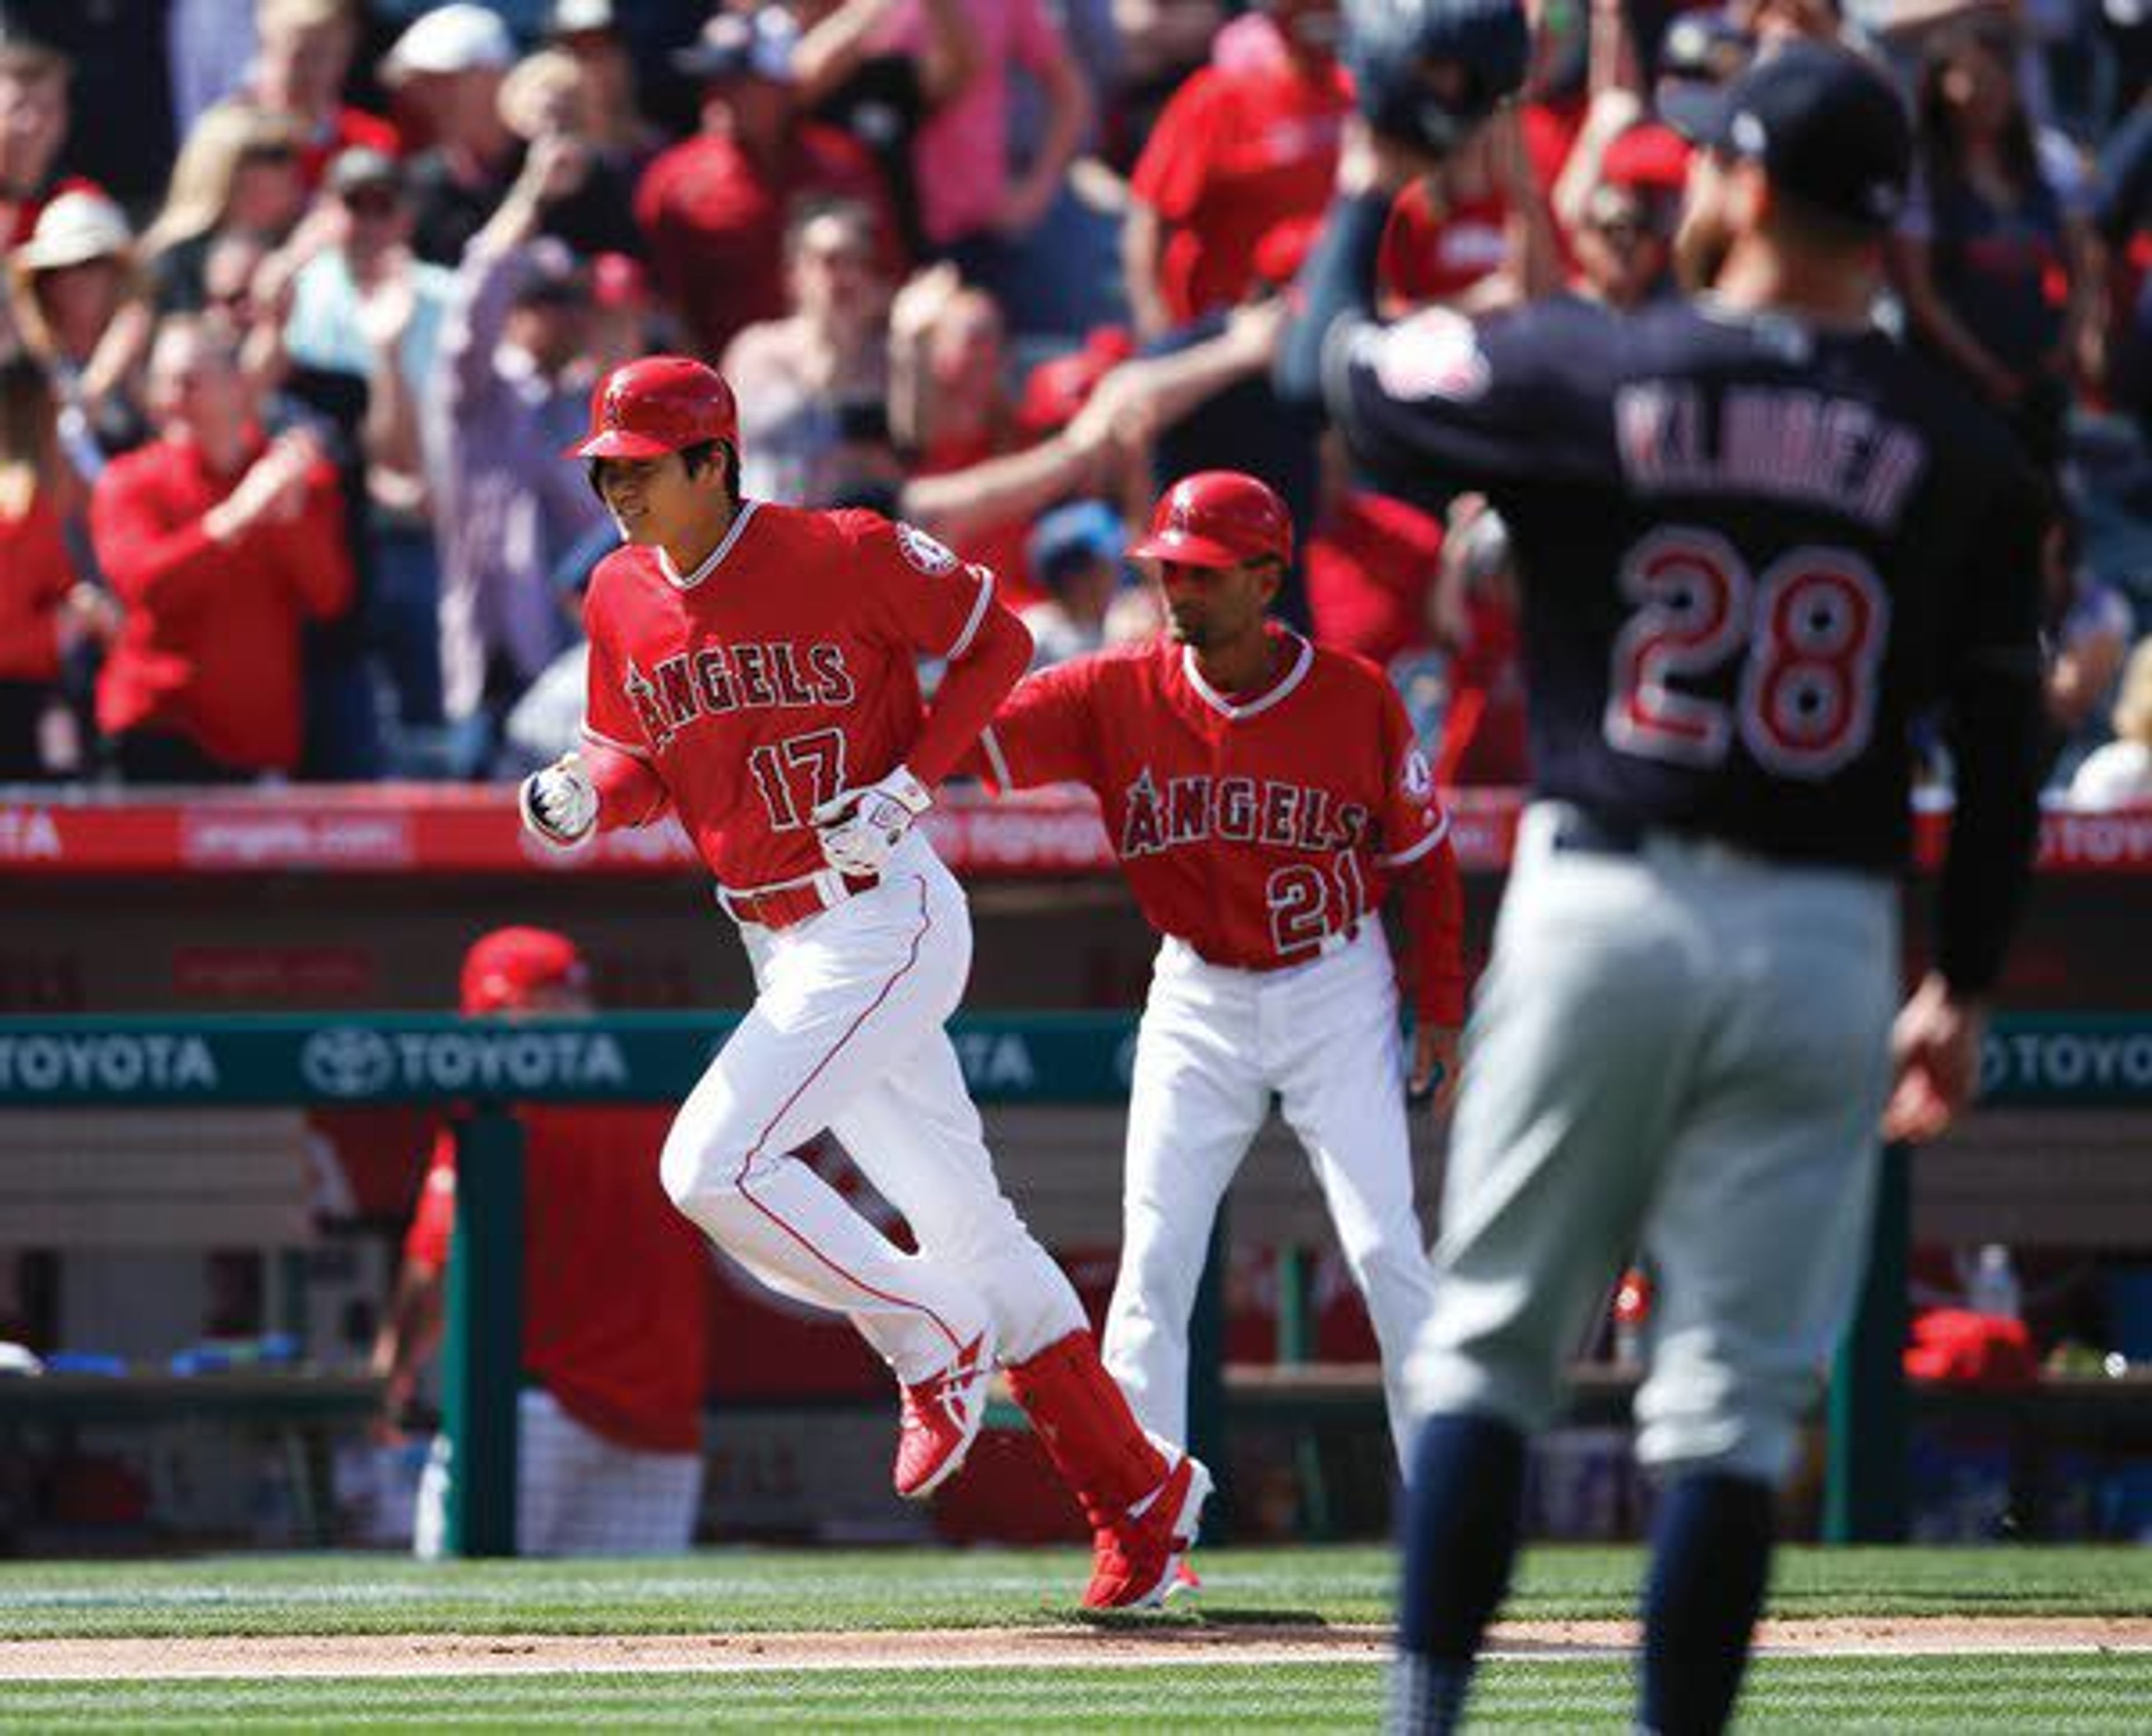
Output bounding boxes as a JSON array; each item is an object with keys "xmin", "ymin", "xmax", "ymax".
[
  {"xmin": 0, "ymin": 1011, "xmax": 1140, "ymax": 1556},
  {"xmin": 0, "ymin": 1010, "xmax": 2145, "ymax": 1552}
]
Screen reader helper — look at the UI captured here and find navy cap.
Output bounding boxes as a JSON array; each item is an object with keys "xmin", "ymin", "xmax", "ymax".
[{"xmin": 1689, "ymin": 44, "xmax": 1910, "ymax": 231}]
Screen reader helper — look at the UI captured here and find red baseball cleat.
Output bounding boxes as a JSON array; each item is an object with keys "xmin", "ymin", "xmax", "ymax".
[
  {"xmin": 1167, "ymin": 1558, "xmax": 1203, "ymax": 1600},
  {"xmin": 893, "ymin": 1331, "xmax": 994, "ymax": 1500},
  {"xmin": 1082, "ymin": 1450, "xmax": 1213, "ymax": 1610}
]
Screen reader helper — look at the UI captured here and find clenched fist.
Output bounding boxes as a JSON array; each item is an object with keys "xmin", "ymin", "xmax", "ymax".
[
  {"xmin": 519, "ymin": 753, "xmax": 598, "ymax": 848},
  {"xmin": 811, "ymin": 765, "xmax": 930, "ymax": 878}
]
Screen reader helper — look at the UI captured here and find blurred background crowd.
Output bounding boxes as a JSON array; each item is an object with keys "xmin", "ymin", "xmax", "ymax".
[{"xmin": 0, "ymin": 0, "xmax": 2149, "ymax": 804}]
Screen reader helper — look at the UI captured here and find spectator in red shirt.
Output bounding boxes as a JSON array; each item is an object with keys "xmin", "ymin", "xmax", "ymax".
[
  {"xmin": 0, "ymin": 354, "xmax": 109, "ymax": 779},
  {"xmin": 1124, "ymin": 0, "xmax": 1351, "ymax": 338},
  {"xmin": 240, "ymin": 0, "xmax": 398, "ymax": 191},
  {"xmin": 885, "ymin": 264, "xmax": 1134, "ymax": 610},
  {"xmin": 374, "ymin": 927, "xmax": 713, "ymax": 1558},
  {"xmin": 90, "ymin": 314, "xmax": 354, "ymax": 781},
  {"xmin": 1304, "ymin": 480, "xmax": 1446, "ymax": 668},
  {"xmin": 637, "ymin": 8, "xmax": 898, "ymax": 363}
]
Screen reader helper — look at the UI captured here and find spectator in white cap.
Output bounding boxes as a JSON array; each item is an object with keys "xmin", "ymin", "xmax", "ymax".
[
  {"xmin": 240, "ymin": 0, "xmax": 398, "ymax": 190},
  {"xmin": 382, "ymin": 0, "xmax": 516, "ymax": 89},
  {"xmin": 9, "ymin": 190, "xmax": 151, "ymax": 474},
  {"xmin": 387, "ymin": 5, "xmax": 523, "ymax": 267},
  {"xmin": 2068, "ymin": 641, "xmax": 2152, "ymax": 809}
]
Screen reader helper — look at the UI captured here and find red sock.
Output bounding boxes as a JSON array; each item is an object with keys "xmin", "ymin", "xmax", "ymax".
[{"xmin": 1004, "ymin": 1330, "xmax": 1171, "ymax": 1526}]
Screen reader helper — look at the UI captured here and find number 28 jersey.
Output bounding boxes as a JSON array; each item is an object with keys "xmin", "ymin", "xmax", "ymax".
[
  {"xmin": 980, "ymin": 625, "xmax": 1450, "ymax": 972},
  {"xmin": 579, "ymin": 501, "xmax": 996, "ymax": 889},
  {"xmin": 1326, "ymin": 295, "xmax": 2046, "ymax": 871}
]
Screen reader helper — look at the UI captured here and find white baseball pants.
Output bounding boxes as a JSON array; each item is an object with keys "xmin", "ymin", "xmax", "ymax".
[
  {"xmin": 413, "ymin": 1387, "xmax": 702, "ymax": 1558},
  {"xmin": 1102, "ymin": 922, "xmax": 1439, "ymax": 1466},
  {"xmin": 659, "ymin": 829, "xmax": 1084, "ymax": 1385}
]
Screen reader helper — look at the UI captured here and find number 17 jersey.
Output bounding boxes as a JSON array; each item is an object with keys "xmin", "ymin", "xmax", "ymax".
[
  {"xmin": 980, "ymin": 625, "xmax": 1450, "ymax": 972},
  {"xmin": 579, "ymin": 502, "xmax": 996, "ymax": 890}
]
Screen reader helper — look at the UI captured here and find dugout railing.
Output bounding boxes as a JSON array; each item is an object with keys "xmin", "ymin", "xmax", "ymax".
[{"xmin": 1, "ymin": 1009, "xmax": 2148, "ymax": 1554}]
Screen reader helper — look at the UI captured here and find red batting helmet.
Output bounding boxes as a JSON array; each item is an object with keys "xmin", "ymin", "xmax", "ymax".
[
  {"xmin": 460, "ymin": 927, "xmax": 589, "ymax": 1015},
  {"xmin": 1129, "ymin": 471, "xmax": 1294, "ymax": 570},
  {"xmin": 567, "ymin": 355, "xmax": 738, "ymax": 461}
]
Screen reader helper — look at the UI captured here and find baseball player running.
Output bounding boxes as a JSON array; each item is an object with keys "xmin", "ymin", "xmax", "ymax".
[
  {"xmin": 520, "ymin": 356, "xmax": 1207, "ymax": 1608},
  {"xmin": 976, "ymin": 470, "xmax": 1466, "ymax": 1473},
  {"xmin": 1284, "ymin": 20, "xmax": 2046, "ymax": 1734}
]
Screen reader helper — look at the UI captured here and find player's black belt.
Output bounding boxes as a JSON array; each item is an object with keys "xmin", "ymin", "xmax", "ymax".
[{"xmin": 1549, "ymin": 806, "xmax": 1646, "ymax": 857}]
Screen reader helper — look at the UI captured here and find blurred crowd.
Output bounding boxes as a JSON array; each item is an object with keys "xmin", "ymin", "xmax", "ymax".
[{"xmin": 0, "ymin": 0, "xmax": 2149, "ymax": 803}]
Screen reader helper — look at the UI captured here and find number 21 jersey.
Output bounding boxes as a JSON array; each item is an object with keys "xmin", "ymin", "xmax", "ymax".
[{"xmin": 980, "ymin": 624, "xmax": 1450, "ymax": 972}]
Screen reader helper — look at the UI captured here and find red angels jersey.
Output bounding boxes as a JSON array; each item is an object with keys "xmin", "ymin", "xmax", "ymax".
[
  {"xmin": 579, "ymin": 502, "xmax": 996, "ymax": 889},
  {"xmin": 405, "ymin": 1107, "xmax": 712, "ymax": 1452},
  {"xmin": 980, "ymin": 625, "xmax": 1450, "ymax": 970}
]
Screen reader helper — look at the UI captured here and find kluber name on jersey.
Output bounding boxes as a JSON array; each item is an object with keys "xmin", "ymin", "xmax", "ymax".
[{"xmin": 1329, "ymin": 295, "xmax": 2044, "ymax": 872}]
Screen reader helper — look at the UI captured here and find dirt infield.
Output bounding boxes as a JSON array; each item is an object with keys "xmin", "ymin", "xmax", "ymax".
[{"xmin": 3, "ymin": 1619, "xmax": 2150, "ymax": 1681}]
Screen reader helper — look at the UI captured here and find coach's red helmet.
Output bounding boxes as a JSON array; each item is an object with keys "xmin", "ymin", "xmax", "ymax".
[
  {"xmin": 567, "ymin": 355, "xmax": 738, "ymax": 460},
  {"xmin": 1129, "ymin": 471, "xmax": 1293, "ymax": 570},
  {"xmin": 461, "ymin": 927, "xmax": 590, "ymax": 1015}
]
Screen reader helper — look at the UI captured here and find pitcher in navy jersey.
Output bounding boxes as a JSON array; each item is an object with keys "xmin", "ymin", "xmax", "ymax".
[{"xmin": 1282, "ymin": 42, "xmax": 2046, "ymax": 1735}]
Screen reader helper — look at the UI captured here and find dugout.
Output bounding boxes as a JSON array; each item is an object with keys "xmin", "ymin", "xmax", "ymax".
[{"xmin": 1, "ymin": 787, "xmax": 2150, "ymax": 1548}]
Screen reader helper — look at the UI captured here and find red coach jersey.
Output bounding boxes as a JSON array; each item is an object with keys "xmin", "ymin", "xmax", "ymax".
[
  {"xmin": 405, "ymin": 1107, "xmax": 711, "ymax": 1453},
  {"xmin": 980, "ymin": 625, "xmax": 1449, "ymax": 971},
  {"xmin": 579, "ymin": 503, "xmax": 996, "ymax": 890}
]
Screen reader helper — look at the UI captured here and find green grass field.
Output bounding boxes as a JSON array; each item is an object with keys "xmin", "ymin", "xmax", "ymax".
[
  {"xmin": 1, "ymin": 1546, "xmax": 2148, "ymax": 1730},
  {"xmin": 0, "ymin": 1658, "xmax": 2149, "ymax": 1733}
]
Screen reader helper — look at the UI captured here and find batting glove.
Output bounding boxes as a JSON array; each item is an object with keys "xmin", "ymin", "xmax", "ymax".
[
  {"xmin": 519, "ymin": 754, "xmax": 599, "ymax": 849},
  {"xmin": 811, "ymin": 765, "xmax": 930, "ymax": 878}
]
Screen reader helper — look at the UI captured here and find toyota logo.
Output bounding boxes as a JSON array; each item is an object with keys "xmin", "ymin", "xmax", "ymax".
[{"xmin": 302, "ymin": 1027, "xmax": 397, "ymax": 1099}]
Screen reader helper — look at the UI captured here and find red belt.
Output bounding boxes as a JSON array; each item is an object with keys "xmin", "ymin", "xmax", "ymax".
[
  {"xmin": 1191, "ymin": 920, "xmax": 1360, "ymax": 974},
  {"xmin": 717, "ymin": 869, "xmax": 879, "ymax": 931}
]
